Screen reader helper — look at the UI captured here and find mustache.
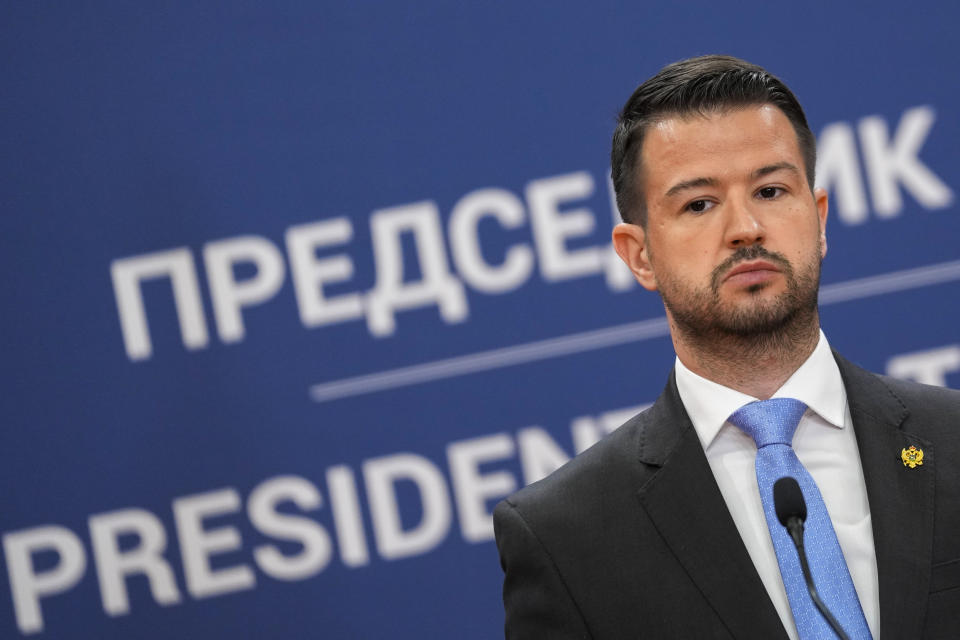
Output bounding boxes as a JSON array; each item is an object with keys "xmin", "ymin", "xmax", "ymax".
[{"xmin": 710, "ymin": 245, "xmax": 793, "ymax": 292}]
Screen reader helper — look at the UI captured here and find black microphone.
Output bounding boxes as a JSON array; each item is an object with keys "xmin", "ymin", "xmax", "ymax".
[{"xmin": 773, "ymin": 477, "xmax": 851, "ymax": 640}]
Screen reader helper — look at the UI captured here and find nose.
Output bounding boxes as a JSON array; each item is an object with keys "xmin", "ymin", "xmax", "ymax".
[{"xmin": 723, "ymin": 198, "xmax": 764, "ymax": 248}]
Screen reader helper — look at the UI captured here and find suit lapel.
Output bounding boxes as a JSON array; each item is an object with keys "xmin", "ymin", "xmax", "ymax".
[
  {"xmin": 635, "ymin": 373, "xmax": 789, "ymax": 639},
  {"xmin": 836, "ymin": 354, "xmax": 935, "ymax": 639}
]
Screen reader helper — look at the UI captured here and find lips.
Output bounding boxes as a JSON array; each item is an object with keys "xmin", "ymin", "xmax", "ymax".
[{"xmin": 722, "ymin": 260, "xmax": 781, "ymax": 286}]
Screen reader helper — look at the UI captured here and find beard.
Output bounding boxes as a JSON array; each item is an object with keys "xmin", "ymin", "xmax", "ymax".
[{"xmin": 656, "ymin": 242, "xmax": 822, "ymax": 347}]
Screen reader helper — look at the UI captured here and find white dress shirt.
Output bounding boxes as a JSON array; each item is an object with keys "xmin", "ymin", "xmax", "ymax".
[{"xmin": 674, "ymin": 331, "xmax": 880, "ymax": 639}]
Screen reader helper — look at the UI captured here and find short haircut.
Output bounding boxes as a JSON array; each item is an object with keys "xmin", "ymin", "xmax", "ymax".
[{"xmin": 610, "ymin": 55, "xmax": 816, "ymax": 226}]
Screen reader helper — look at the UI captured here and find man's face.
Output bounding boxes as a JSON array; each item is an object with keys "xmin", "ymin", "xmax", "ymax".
[{"xmin": 613, "ymin": 104, "xmax": 828, "ymax": 338}]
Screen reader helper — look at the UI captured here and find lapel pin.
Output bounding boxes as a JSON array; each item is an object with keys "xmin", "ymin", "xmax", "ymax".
[{"xmin": 901, "ymin": 445, "xmax": 924, "ymax": 468}]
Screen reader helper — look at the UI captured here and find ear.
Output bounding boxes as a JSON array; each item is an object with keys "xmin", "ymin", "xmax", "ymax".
[
  {"xmin": 612, "ymin": 223, "xmax": 658, "ymax": 291},
  {"xmin": 814, "ymin": 187, "xmax": 828, "ymax": 258}
]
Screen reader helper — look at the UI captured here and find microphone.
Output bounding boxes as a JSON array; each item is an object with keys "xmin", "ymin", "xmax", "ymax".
[{"xmin": 773, "ymin": 477, "xmax": 851, "ymax": 640}]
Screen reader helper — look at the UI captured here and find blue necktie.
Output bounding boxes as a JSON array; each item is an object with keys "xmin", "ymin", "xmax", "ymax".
[{"xmin": 728, "ymin": 398, "xmax": 872, "ymax": 640}]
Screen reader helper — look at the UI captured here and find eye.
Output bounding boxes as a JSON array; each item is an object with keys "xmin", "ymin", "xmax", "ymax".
[
  {"xmin": 756, "ymin": 186, "xmax": 784, "ymax": 199},
  {"xmin": 685, "ymin": 199, "xmax": 716, "ymax": 214}
]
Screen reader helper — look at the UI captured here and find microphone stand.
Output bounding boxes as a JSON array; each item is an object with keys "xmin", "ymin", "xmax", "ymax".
[{"xmin": 784, "ymin": 516, "xmax": 851, "ymax": 640}]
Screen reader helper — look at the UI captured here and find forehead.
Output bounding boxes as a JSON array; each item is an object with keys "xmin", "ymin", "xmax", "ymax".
[{"xmin": 641, "ymin": 105, "xmax": 803, "ymax": 199}]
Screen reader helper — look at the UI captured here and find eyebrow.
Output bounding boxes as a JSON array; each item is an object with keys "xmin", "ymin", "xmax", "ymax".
[
  {"xmin": 664, "ymin": 176, "xmax": 718, "ymax": 199},
  {"xmin": 752, "ymin": 162, "xmax": 801, "ymax": 180},
  {"xmin": 663, "ymin": 162, "xmax": 802, "ymax": 199}
]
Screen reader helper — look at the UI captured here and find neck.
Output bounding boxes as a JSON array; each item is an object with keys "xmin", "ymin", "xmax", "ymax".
[{"xmin": 670, "ymin": 312, "xmax": 821, "ymax": 399}]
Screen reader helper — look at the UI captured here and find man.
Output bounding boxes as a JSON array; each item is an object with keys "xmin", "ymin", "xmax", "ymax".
[{"xmin": 493, "ymin": 55, "xmax": 960, "ymax": 639}]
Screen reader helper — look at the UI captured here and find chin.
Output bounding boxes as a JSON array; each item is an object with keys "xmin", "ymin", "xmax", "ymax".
[{"xmin": 724, "ymin": 295, "xmax": 815, "ymax": 334}]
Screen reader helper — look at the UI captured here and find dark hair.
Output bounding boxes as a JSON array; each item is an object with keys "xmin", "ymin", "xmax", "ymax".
[{"xmin": 610, "ymin": 55, "xmax": 816, "ymax": 226}]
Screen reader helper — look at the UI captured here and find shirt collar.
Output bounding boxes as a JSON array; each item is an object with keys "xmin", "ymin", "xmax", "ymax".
[{"xmin": 674, "ymin": 330, "xmax": 847, "ymax": 451}]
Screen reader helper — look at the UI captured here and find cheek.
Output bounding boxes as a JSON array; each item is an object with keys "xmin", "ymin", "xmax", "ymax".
[
  {"xmin": 773, "ymin": 213, "xmax": 822, "ymax": 255},
  {"xmin": 649, "ymin": 223, "xmax": 725, "ymax": 276},
  {"xmin": 655, "ymin": 248, "xmax": 716, "ymax": 286}
]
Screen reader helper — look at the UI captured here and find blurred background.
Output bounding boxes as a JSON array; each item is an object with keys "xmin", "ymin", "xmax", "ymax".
[{"xmin": 2, "ymin": 2, "xmax": 958, "ymax": 638}]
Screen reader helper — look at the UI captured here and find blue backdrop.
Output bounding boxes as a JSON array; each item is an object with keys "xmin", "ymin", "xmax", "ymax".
[{"xmin": 3, "ymin": 2, "xmax": 958, "ymax": 638}]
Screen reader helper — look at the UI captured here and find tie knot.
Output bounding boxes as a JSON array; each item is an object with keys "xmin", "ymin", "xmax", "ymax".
[{"xmin": 728, "ymin": 398, "xmax": 808, "ymax": 448}]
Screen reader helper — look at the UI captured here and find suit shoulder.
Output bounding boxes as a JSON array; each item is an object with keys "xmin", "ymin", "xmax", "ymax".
[
  {"xmin": 498, "ymin": 408, "xmax": 653, "ymax": 523},
  {"xmin": 837, "ymin": 352, "xmax": 960, "ymax": 426},
  {"xmin": 843, "ymin": 362, "xmax": 960, "ymax": 448},
  {"xmin": 879, "ymin": 374, "xmax": 960, "ymax": 407},
  {"xmin": 882, "ymin": 375, "xmax": 960, "ymax": 438},
  {"xmin": 860, "ymin": 368, "xmax": 960, "ymax": 419}
]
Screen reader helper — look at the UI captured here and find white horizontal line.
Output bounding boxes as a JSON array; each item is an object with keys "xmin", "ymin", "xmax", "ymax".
[
  {"xmin": 309, "ymin": 316, "xmax": 671, "ymax": 402},
  {"xmin": 309, "ymin": 258, "xmax": 960, "ymax": 403},
  {"xmin": 818, "ymin": 258, "xmax": 960, "ymax": 304}
]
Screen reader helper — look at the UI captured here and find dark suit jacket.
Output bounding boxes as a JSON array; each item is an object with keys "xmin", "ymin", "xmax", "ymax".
[{"xmin": 493, "ymin": 353, "xmax": 960, "ymax": 639}]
